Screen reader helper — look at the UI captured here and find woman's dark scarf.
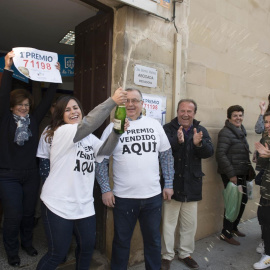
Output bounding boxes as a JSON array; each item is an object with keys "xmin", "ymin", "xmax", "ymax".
[{"xmin": 13, "ymin": 114, "xmax": 32, "ymax": 146}]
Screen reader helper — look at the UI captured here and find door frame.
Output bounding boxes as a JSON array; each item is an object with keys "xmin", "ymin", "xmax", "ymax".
[{"xmin": 75, "ymin": 0, "xmax": 114, "ymax": 253}]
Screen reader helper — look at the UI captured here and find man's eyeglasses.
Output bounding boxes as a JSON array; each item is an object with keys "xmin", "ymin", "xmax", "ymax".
[{"xmin": 126, "ymin": 99, "xmax": 142, "ymax": 104}]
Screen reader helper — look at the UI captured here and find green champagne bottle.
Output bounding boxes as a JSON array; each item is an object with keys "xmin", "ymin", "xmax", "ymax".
[{"xmin": 113, "ymin": 105, "xmax": 126, "ymax": 134}]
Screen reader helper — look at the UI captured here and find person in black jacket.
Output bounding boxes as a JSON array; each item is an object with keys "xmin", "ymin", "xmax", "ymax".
[
  {"xmin": 161, "ymin": 99, "xmax": 214, "ymax": 270},
  {"xmin": 254, "ymin": 112, "xmax": 270, "ymax": 269},
  {"xmin": 0, "ymin": 51, "xmax": 59, "ymax": 267},
  {"xmin": 216, "ymin": 105, "xmax": 250, "ymax": 246}
]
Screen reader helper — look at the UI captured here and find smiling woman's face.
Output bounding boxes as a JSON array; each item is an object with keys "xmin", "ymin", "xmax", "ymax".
[
  {"xmin": 228, "ymin": 111, "xmax": 244, "ymax": 128},
  {"xmin": 11, "ymin": 98, "xmax": 30, "ymax": 117},
  {"xmin": 63, "ymin": 99, "xmax": 82, "ymax": 124}
]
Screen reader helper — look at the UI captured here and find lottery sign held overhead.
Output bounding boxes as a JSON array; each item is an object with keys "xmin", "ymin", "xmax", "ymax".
[{"xmin": 12, "ymin": 47, "xmax": 62, "ymax": 83}]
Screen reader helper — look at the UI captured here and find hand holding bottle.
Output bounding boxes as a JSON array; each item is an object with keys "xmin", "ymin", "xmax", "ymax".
[{"xmin": 112, "ymin": 87, "xmax": 127, "ymax": 105}]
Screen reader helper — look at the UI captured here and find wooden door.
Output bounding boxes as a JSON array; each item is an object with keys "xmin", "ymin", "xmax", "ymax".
[{"xmin": 74, "ymin": 10, "xmax": 113, "ymax": 252}]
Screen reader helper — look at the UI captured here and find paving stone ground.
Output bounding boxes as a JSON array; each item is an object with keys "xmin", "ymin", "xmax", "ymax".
[{"xmin": 0, "ymin": 218, "xmax": 262, "ymax": 270}]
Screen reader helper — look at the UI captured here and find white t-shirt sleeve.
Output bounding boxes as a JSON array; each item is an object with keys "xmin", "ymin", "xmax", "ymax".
[{"xmin": 37, "ymin": 126, "xmax": 51, "ymax": 159}]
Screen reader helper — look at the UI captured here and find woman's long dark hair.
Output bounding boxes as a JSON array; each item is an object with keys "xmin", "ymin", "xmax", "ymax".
[{"xmin": 45, "ymin": 96, "xmax": 84, "ymax": 143}]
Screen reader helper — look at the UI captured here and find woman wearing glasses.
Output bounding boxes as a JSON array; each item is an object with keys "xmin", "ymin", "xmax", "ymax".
[{"xmin": 0, "ymin": 51, "xmax": 59, "ymax": 267}]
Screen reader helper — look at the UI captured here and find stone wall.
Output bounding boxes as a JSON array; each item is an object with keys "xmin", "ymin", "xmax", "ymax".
[
  {"xmin": 186, "ymin": 0, "xmax": 269, "ymax": 239},
  {"xmin": 102, "ymin": 0, "xmax": 269, "ymax": 265}
]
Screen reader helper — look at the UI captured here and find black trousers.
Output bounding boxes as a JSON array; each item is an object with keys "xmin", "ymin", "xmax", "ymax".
[
  {"xmin": 0, "ymin": 168, "xmax": 40, "ymax": 257},
  {"xmin": 221, "ymin": 174, "xmax": 248, "ymax": 239},
  {"xmin": 258, "ymin": 197, "xmax": 270, "ymax": 256}
]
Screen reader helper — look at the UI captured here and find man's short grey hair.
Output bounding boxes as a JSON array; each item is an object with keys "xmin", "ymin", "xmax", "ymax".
[
  {"xmin": 125, "ymin": 88, "xmax": 143, "ymax": 100},
  {"xmin": 177, "ymin": 99, "xmax": 197, "ymax": 113}
]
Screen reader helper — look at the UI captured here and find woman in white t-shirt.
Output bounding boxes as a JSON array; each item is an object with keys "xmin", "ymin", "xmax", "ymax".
[{"xmin": 36, "ymin": 89, "xmax": 127, "ymax": 270}]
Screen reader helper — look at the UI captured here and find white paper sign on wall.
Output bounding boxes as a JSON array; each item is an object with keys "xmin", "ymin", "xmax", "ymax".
[
  {"xmin": 142, "ymin": 93, "xmax": 167, "ymax": 125},
  {"xmin": 134, "ymin": 64, "xmax": 157, "ymax": 88}
]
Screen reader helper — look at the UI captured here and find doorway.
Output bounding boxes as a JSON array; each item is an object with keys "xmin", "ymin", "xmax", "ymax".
[{"xmin": 74, "ymin": 3, "xmax": 114, "ymax": 253}]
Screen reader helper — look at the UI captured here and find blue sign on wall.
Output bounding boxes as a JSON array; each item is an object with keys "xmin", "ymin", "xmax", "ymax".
[{"xmin": 58, "ymin": 55, "xmax": 74, "ymax": 77}]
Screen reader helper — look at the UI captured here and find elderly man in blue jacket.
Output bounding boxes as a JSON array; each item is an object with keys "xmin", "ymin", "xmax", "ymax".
[{"xmin": 161, "ymin": 99, "xmax": 214, "ymax": 270}]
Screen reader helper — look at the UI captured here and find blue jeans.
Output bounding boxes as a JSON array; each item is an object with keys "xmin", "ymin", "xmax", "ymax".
[
  {"xmin": 37, "ymin": 204, "xmax": 96, "ymax": 270},
  {"xmin": 111, "ymin": 194, "xmax": 162, "ymax": 270},
  {"xmin": 0, "ymin": 168, "xmax": 40, "ymax": 257}
]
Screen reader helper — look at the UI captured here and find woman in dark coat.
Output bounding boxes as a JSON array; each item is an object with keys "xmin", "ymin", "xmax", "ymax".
[
  {"xmin": 0, "ymin": 51, "xmax": 59, "ymax": 266},
  {"xmin": 216, "ymin": 105, "xmax": 250, "ymax": 246}
]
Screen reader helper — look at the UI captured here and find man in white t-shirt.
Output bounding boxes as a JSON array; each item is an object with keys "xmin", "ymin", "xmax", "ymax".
[{"xmin": 96, "ymin": 88, "xmax": 174, "ymax": 270}]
